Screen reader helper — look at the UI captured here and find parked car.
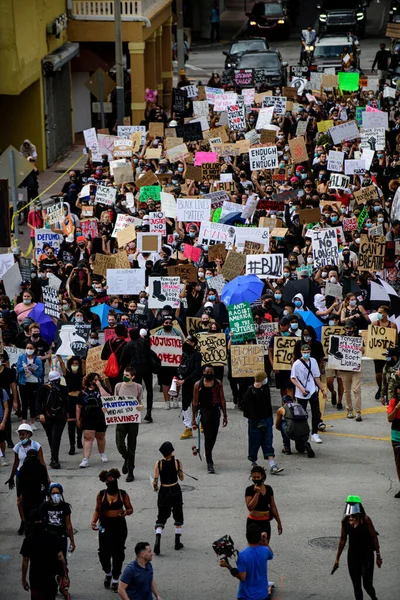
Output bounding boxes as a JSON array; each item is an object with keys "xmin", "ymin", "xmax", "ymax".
[
  {"xmin": 311, "ymin": 35, "xmax": 361, "ymax": 73},
  {"xmin": 223, "ymin": 49, "xmax": 288, "ymax": 88},
  {"xmin": 246, "ymin": 0, "xmax": 290, "ymax": 39},
  {"xmin": 316, "ymin": 0, "xmax": 368, "ymax": 37},
  {"xmin": 223, "ymin": 38, "xmax": 270, "ymax": 70}
]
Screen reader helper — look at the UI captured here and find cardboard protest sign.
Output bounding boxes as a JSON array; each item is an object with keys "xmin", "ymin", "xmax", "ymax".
[
  {"xmin": 43, "ymin": 286, "xmax": 60, "ymax": 319},
  {"xmin": 148, "ymin": 276, "xmax": 181, "ymax": 309},
  {"xmin": 228, "ymin": 302, "xmax": 256, "ymax": 342},
  {"xmin": 93, "ymin": 254, "xmax": 114, "ymax": 277},
  {"xmin": 165, "ymin": 143, "xmax": 191, "ymax": 163},
  {"xmin": 150, "ymin": 335, "xmax": 182, "ymax": 366},
  {"xmin": 288, "ymin": 137, "xmax": 308, "ymax": 164},
  {"xmin": 353, "ymin": 185, "xmax": 379, "ymax": 205},
  {"xmin": 112, "ymin": 214, "xmax": 137, "ymax": 238},
  {"xmin": 329, "ymin": 173, "xmax": 350, "ymax": 190},
  {"xmin": 83, "ymin": 345, "xmax": 107, "ymax": 379},
  {"xmin": 35, "ymin": 229, "xmax": 63, "ymax": 260},
  {"xmin": 327, "ymin": 151, "xmax": 344, "ymax": 172},
  {"xmin": 201, "ymin": 162, "xmax": 221, "ymax": 180},
  {"xmin": 327, "ymin": 335, "xmax": 362, "ymax": 371},
  {"xmin": 117, "ymin": 224, "xmax": 136, "ymax": 248},
  {"xmin": 227, "ymin": 104, "xmax": 246, "ymax": 130},
  {"xmin": 197, "ymin": 332, "xmax": 227, "ymax": 366},
  {"xmin": 273, "ymin": 336, "xmax": 296, "ymax": 370},
  {"xmin": 149, "ymin": 212, "xmax": 166, "ymax": 236},
  {"xmin": 325, "ymin": 282, "xmax": 343, "ymax": 298},
  {"xmin": 311, "ymin": 228, "xmax": 338, "ymax": 268},
  {"xmin": 231, "ymin": 344, "xmax": 264, "ymax": 378},
  {"xmin": 167, "ymin": 263, "xmax": 197, "ymax": 282},
  {"xmin": 256, "ymin": 322, "xmax": 279, "ymax": 355},
  {"xmin": 185, "ymin": 164, "xmax": 202, "ymax": 181},
  {"xmin": 198, "ymin": 222, "xmax": 235, "ymax": 249},
  {"xmin": 329, "ymin": 121, "xmax": 359, "ymax": 145},
  {"xmin": 358, "ymin": 235, "xmax": 385, "ymax": 272},
  {"xmin": 365, "ymin": 325, "xmax": 397, "ymax": 360},
  {"xmin": 321, "ymin": 74, "xmax": 338, "ymax": 88},
  {"xmin": 136, "ymin": 233, "xmax": 162, "ymax": 253},
  {"xmin": 106, "ymin": 268, "xmax": 146, "ymax": 295},
  {"xmin": 249, "ymin": 146, "xmax": 278, "ymax": 171},
  {"xmin": 298, "ymin": 208, "xmax": 320, "ymax": 224},
  {"xmin": 243, "ymin": 241, "xmax": 264, "ymax": 255},
  {"xmin": 260, "ymin": 129, "xmax": 277, "ymax": 144},
  {"xmin": 102, "ymin": 396, "xmax": 142, "ymax": 425},
  {"xmin": 245, "ymin": 254, "xmax": 283, "ymax": 279},
  {"xmin": 283, "ymin": 86, "xmax": 298, "ymax": 99},
  {"xmin": 148, "ymin": 121, "xmax": 165, "ymax": 138},
  {"xmin": 208, "ymin": 243, "xmax": 227, "ymax": 262},
  {"xmin": 113, "ymin": 138, "xmax": 133, "ymax": 158},
  {"xmin": 321, "ymin": 326, "xmax": 345, "ymax": 357},
  {"xmin": 221, "ymin": 251, "xmax": 246, "ymax": 281}
]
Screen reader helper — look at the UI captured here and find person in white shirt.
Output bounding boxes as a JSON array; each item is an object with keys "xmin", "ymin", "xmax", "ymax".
[{"xmin": 290, "ymin": 344, "xmax": 326, "ymax": 444}]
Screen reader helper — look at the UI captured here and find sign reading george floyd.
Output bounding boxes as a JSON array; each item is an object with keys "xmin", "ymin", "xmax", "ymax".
[
  {"xmin": 311, "ymin": 228, "xmax": 339, "ymax": 268},
  {"xmin": 358, "ymin": 235, "xmax": 385, "ymax": 272},
  {"xmin": 249, "ymin": 146, "xmax": 278, "ymax": 171},
  {"xmin": 273, "ymin": 336, "xmax": 297, "ymax": 371}
]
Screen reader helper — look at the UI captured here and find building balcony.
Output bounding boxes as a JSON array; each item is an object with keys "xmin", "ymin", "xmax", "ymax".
[{"xmin": 67, "ymin": 0, "xmax": 162, "ymax": 20}]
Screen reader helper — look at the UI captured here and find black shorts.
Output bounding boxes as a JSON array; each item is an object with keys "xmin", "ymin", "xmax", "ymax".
[
  {"xmin": 393, "ymin": 441, "xmax": 400, "ymax": 473},
  {"xmin": 374, "ymin": 359, "xmax": 386, "ymax": 374},
  {"xmin": 275, "ymin": 371, "xmax": 294, "ymax": 391},
  {"xmin": 246, "ymin": 517, "xmax": 271, "ymax": 540},
  {"xmin": 0, "ymin": 429, "xmax": 6, "ymax": 444},
  {"xmin": 158, "ymin": 366, "xmax": 177, "ymax": 387}
]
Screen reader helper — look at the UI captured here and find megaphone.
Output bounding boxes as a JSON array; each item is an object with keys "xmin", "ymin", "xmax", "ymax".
[{"xmin": 168, "ymin": 376, "xmax": 179, "ymax": 398}]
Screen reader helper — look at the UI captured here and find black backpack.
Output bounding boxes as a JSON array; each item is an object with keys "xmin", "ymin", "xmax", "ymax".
[{"xmin": 45, "ymin": 385, "xmax": 66, "ymax": 420}]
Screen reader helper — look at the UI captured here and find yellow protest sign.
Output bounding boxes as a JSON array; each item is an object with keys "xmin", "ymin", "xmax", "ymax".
[{"xmin": 273, "ymin": 336, "xmax": 296, "ymax": 370}]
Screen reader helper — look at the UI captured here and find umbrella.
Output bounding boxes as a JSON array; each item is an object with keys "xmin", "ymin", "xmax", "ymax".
[
  {"xmin": 370, "ymin": 279, "xmax": 400, "ymax": 316},
  {"xmin": 219, "ymin": 213, "xmax": 246, "ymax": 225},
  {"xmin": 90, "ymin": 303, "xmax": 122, "ymax": 328},
  {"xmin": 28, "ymin": 303, "xmax": 57, "ymax": 344},
  {"xmin": 282, "ymin": 278, "xmax": 320, "ymax": 311},
  {"xmin": 296, "ymin": 310, "xmax": 324, "ymax": 342},
  {"xmin": 221, "ymin": 274, "xmax": 264, "ymax": 306}
]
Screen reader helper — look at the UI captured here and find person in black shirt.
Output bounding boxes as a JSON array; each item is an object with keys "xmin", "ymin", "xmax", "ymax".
[
  {"xmin": 38, "ymin": 244, "xmax": 60, "ymax": 275},
  {"xmin": 41, "ymin": 482, "xmax": 76, "ymax": 558},
  {"xmin": 245, "ymin": 465, "xmax": 282, "ymax": 542},
  {"xmin": 371, "ymin": 42, "xmax": 390, "ymax": 80},
  {"xmin": 37, "ymin": 371, "xmax": 68, "ymax": 469},
  {"xmin": 23, "ymin": 323, "xmax": 51, "ymax": 363}
]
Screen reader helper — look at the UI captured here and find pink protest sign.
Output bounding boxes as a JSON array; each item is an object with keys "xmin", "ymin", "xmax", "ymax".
[
  {"xmin": 194, "ymin": 152, "xmax": 218, "ymax": 166},
  {"xmin": 183, "ymin": 244, "xmax": 202, "ymax": 262},
  {"xmin": 366, "ymin": 105, "xmax": 380, "ymax": 113}
]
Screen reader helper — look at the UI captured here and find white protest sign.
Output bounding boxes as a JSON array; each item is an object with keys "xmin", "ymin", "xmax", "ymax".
[
  {"xmin": 291, "ymin": 77, "xmax": 307, "ymax": 95},
  {"xmin": 255, "ymin": 107, "xmax": 274, "ymax": 130},
  {"xmin": 383, "ymin": 86, "xmax": 396, "ymax": 98},
  {"xmin": 245, "ymin": 129, "xmax": 260, "ymax": 145},
  {"xmin": 327, "ymin": 151, "xmax": 344, "ymax": 172},
  {"xmin": 182, "ymin": 85, "xmax": 198, "ymax": 98},
  {"xmin": 249, "ymin": 146, "xmax": 278, "ymax": 171},
  {"xmin": 83, "ymin": 127, "xmax": 99, "ymax": 154},
  {"xmin": 329, "ymin": 173, "xmax": 350, "ymax": 190},
  {"xmin": 160, "ymin": 192, "xmax": 176, "ymax": 219},
  {"xmin": 3, "ymin": 262, "xmax": 22, "ymax": 298},
  {"xmin": 205, "ymin": 87, "xmax": 224, "ymax": 105},
  {"xmin": 35, "ymin": 229, "xmax": 63, "ymax": 259},
  {"xmin": 206, "ymin": 274, "xmax": 226, "ymax": 296},
  {"xmin": 329, "ymin": 121, "xmax": 360, "ymax": 144},
  {"xmin": 117, "ymin": 125, "xmax": 146, "ymax": 145},
  {"xmin": 0, "ymin": 254, "xmax": 15, "ymax": 279},
  {"xmin": 111, "ymin": 214, "xmax": 137, "ymax": 237},
  {"xmin": 262, "ymin": 96, "xmax": 287, "ymax": 115},
  {"xmin": 4, "ymin": 346, "xmax": 23, "ymax": 367},
  {"xmin": 362, "ymin": 110, "xmax": 388, "ymax": 130},
  {"xmin": 221, "ymin": 201, "xmax": 243, "ymax": 218},
  {"xmin": 149, "ymin": 212, "xmax": 166, "ymax": 236},
  {"xmin": 245, "ymin": 254, "xmax": 283, "ymax": 279},
  {"xmin": 235, "ymin": 227, "xmax": 269, "ymax": 249},
  {"xmin": 242, "ymin": 195, "xmax": 259, "ymax": 219},
  {"xmin": 214, "ymin": 92, "xmax": 237, "ymax": 111},
  {"xmin": 95, "ymin": 184, "xmax": 117, "ymax": 206},
  {"xmin": 150, "ymin": 335, "xmax": 182, "ymax": 366},
  {"xmin": 361, "ymin": 148, "xmax": 375, "ymax": 170},
  {"xmin": 47, "ymin": 273, "xmax": 62, "ymax": 291},
  {"xmin": 327, "ymin": 335, "xmax": 362, "ymax": 371},
  {"xmin": 148, "ymin": 276, "xmax": 181, "ymax": 308},
  {"xmin": 360, "ymin": 127, "xmax": 385, "ymax": 151},
  {"xmin": 102, "ymin": 396, "xmax": 142, "ymax": 425},
  {"xmin": 97, "ymin": 133, "xmax": 119, "ymax": 158},
  {"xmin": 176, "ymin": 198, "xmax": 211, "ymax": 222},
  {"xmin": 198, "ymin": 222, "xmax": 235, "ymax": 249},
  {"xmin": 193, "ymin": 100, "xmax": 209, "ymax": 117},
  {"xmin": 106, "ymin": 268, "xmax": 145, "ymax": 294},
  {"xmin": 227, "ymin": 104, "xmax": 246, "ymax": 130},
  {"xmin": 243, "ymin": 88, "xmax": 255, "ymax": 106},
  {"xmin": 345, "ymin": 159, "xmax": 366, "ymax": 175},
  {"xmin": 311, "ymin": 228, "xmax": 339, "ymax": 268},
  {"xmin": 45, "ymin": 201, "xmax": 64, "ymax": 225}
]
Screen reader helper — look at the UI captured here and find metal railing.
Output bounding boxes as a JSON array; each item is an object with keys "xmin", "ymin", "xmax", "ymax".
[{"xmin": 67, "ymin": 0, "xmax": 160, "ymax": 19}]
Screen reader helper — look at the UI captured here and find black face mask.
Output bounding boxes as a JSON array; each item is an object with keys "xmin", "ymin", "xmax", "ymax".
[
  {"xmin": 183, "ymin": 342, "xmax": 195, "ymax": 354},
  {"xmin": 252, "ymin": 479, "xmax": 264, "ymax": 485},
  {"xmin": 106, "ymin": 480, "xmax": 118, "ymax": 494},
  {"xmin": 163, "ymin": 325, "xmax": 172, "ymax": 332},
  {"xmin": 204, "ymin": 374, "xmax": 213, "ymax": 381}
]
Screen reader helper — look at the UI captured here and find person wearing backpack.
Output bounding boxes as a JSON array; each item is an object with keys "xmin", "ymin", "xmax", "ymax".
[
  {"xmin": 76, "ymin": 372, "xmax": 109, "ymax": 469},
  {"xmin": 290, "ymin": 343, "xmax": 327, "ymax": 445},
  {"xmin": 101, "ymin": 324, "xmax": 128, "ymax": 392},
  {"xmin": 275, "ymin": 396, "xmax": 314, "ymax": 458},
  {"xmin": 37, "ymin": 371, "xmax": 68, "ymax": 469}
]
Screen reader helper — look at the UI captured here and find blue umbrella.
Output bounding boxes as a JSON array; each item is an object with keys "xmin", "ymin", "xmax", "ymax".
[
  {"xmin": 296, "ymin": 310, "xmax": 324, "ymax": 341},
  {"xmin": 90, "ymin": 303, "xmax": 122, "ymax": 328},
  {"xmin": 221, "ymin": 274, "xmax": 264, "ymax": 307},
  {"xmin": 219, "ymin": 212, "xmax": 246, "ymax": 225},
  {"xmin": 28, "ymin": 303, "xmax": 57, "ymax": 344}
]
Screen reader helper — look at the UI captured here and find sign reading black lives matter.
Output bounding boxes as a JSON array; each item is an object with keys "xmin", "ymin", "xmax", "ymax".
[
  {"xmin": 245, "ymin": 254, "xmax": 283, "ymax": 279},
  {"xmin": 43, "ymin": 286, "xmax": 60, "ymax": 319},
  {"xmin": 249, "ymin": 146, "xmax": 278, "ymax": 171},
  {"xmin": 311, "ymin": 228, "xmax": 339, "ymax": 268}
]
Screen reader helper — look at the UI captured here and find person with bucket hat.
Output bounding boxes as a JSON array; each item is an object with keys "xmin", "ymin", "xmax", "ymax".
[
  {"xmin": 333, "ymin": 495, "xmax": 382, "ymax": 600},
  {"xmin": 152, "ymin": 441, "xmax": 184, "ymax": 556}
]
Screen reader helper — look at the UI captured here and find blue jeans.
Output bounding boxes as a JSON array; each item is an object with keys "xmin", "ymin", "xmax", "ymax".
[{"xmin": 248, "ymin": 418, "xmax": 274, "ymax": 462}]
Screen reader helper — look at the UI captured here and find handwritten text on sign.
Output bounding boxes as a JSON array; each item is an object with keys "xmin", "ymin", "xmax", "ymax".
[
  {"xmin": 365, "ymin": 325, "xmax": 396, "ymax": 360},
  {"xmin": 102, "ymin": 396, "xmax": 141, "ymax": 425},
  {"xmin": 249, "ymin": 146, "xmax": 278, "ymax": 171},
  {"xmin": 273, "ymin": 336, "xmax": 297, "ymax": 370},
  {"xmin": 150, "ymin": 335, "xmax": 182, "ymax": 366},
  {"xmin": 311, "ymin": 229, "xmax": 338, "ymax": 268},
  {"xmin": 245, "ymin": 254, "xmax": 283, "ymax": 279},
  {"xmin": 231, "ymin": 345, "xmax": 264, "ymax": 378},
  {"xmin": 327, "ymin": 335, "xmax": 362, "ymax": 372},
  {"xmin": 197, "ymin": 333, "xmax": 227, "ymax": 366},
  {"xmin": 358, "ymin": 235, "xmax": 385, "ymax": 272}
]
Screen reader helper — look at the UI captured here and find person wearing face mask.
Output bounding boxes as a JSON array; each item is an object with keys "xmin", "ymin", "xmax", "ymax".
[
  {"xmin": 337, "ymin": 320, "xmax": 364, "ymax": 421},
  {"xmin": 154, "ymin": 316, "xmax": 185, "ymax": 409},
  {"xmin": 381, "ymin": 348, "xmax": 400, "ymax": 407},
  {"xmin": 76, "ymin": 372, "xmax": 110, "ymax": 468},
  {"xmin": 14, "ymin": 290, "xmax": 37, "ymax": 324},
  {"xmin": 67, "ymin": 263, "xmax": 92, "ymax": 302},
  {"xmin": 245, "ymin": 465, "xmax": 282, "ymax": 544},
  {"xmin": 58, "ymin": 356, "xmax": 84, "ymax": 456},
  {"xmin": 292, "ymin": 294, "xmax": 305, "ymax": 312},
  {"xmin": 192, "ymin": 365, "xmax": 227, "ymax": 474},
  {"xmin": 371, "ymin": 305, "xmax": 397, "ymax": 401},
  {"xmin": 101, "ymin": 324, "xmax": 128, "ymax": 392},
  {"xmin": 41, "ymin": 482, "xmax": 76, "ymax": 561},
  {"xmin": 288, "ymin": 315, "xmax": 301, "ymax": 337},
  {"xmin": 25, "ymin": 323, "xmax": 51, "ymax": 363},
  {"xmin": 340, "ymin": 293, "xmax": 370, "ymax": 331},
  {"xmin": 16, "ymin": 343, "xmax": 44, "ymax": 430},
  {"xmin": 290, "ymin": 344, "xmax": 326, "ymax": 444},
  {"xmin": 91, "ymin": 468, "xmax": 133, "ymax": 592},
  {"xmin": 268, "ymin": 318, "xmax": 296, "ymax": 398},
  {"xmin": 314, "ymin": 293, "xmax": 341, "ymax": 323},
  {"xmin": 176, "ymin": 336, "xmax": 202, "ymax": 441},
  {"xmin": 37, "ymin": 371, "xmax": 68, "ymax": 470},
  {"xmin": 241, "ymin": 372, "xmax": 284, "ymax": 475},
  {"xmin": 27, "ymin": 201, "xmax": 44, "ymax": 245},
  {"xmin": 16, "ymin": 449, "xmax": 48, "ymax": 537},
  {"xmin": 271, "ymin": 288, "xmax": 284, "ymax": 317}
]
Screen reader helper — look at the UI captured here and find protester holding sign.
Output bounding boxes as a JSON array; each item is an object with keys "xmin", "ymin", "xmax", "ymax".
[{"xmin": 76, "ymin": 373, "xmax": 110, "ymax": 469}]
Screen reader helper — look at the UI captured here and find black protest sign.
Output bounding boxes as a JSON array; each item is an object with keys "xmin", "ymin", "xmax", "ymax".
[
  {"xmin": 233, "ymin": 69, "xmax": 254, "ymax": 87},
  {"xmin": 43, "ymin": 286, "xmax": 60, "ymax": 319},
  {"xmin": 172, "ymin": 89, "xmax": 193, "ymax": 116},
  {"xmin": 176, "ymin": 122, "xmax": 203, "ymax": 142},
  {"xmin": 253, "ymin": 69, "xmax": 270, "ymax": 86},
  {"xmin": 358, "ymin": 235, "xmax": 385, "ymax": 272},
  {"xmin": 19, "ymin": 257, "xmax": 32, "ymax": 282},
  {"xmin": 311, "ymin": 228, "xmax": 339, "ymax": 268},
  {"xmin": 54, "ymin": 323, "xmax": 90, "ymax": 358},
  {"xmin": 197, "ymin": 333, "xmax": 227, "ymax": 366}
]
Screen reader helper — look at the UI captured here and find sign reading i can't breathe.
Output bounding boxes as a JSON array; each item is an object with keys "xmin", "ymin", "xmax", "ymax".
[{"xmin": 249, "ymin": 146, "xmax": 278, "ymax": 171}]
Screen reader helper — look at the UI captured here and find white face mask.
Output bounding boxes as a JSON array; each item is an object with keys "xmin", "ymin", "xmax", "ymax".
[{"xmin": 26, "ymin": 349, "xmax": 35, "ymax": 356}]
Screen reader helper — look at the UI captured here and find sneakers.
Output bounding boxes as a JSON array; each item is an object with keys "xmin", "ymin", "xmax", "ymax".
[
  {"xmin": 172, "ymin": 400, "xmax": 179, "ymax": 409},
  {"xmin": 305, "ymin": 442, "xmax": 315, "ymax": 458},
  {"xmin": 356, "ymin": 412, "xmax": 362, "ymax": 422},
  {"xmin": 282, "ymin": 447, "xmax": 292, "ymax": 455},
  {"xmin": 270, "ymin": 464, "xmax": 284, "ymax": 474},
  {"xmin": 30, "ymin": 423, "xmax": 37, "ymax": 431},
  {"xmin": 337, "ymin": 402, "xmax": 343, "ymax": 411},
  {"xmin": 100, "ymin": 454, "xmax": 109, "ymax": 463},
  {"xmin": 165, "ymin": 400, "xmax": 171, "ymax": 410},
  {"xmin": 0, "ymin": 456, "xmax": 8, "ymax": 467},
  {"xmin": 180, "ymin": 427, "xmax": 193, "ymax": 440},
  {"xmin": 122, "ymin": 459, "xmax": 128, "ymax": 474},
  {"xmin": 311, "ymin": 434, "xmax": 322, "ymax": 444},
  {"xmin": 375, "ymin": 387, "xmax": 381, "ymax": 400},
  {"xmin": 207, "ymin": 463, "xmax": 215, "ymax": 474},
  {"xmin": 317, "ymin": 422, "xmax": 326, "ymax": 431},
  {"xmin": 347, "ymin": 410, "xmax": 354, "ymax": 419},
  {"xmin": 111, "ymin": 582, "xmax": 118, "ymax": 593},
  {"xmin": 104, "ymin": 575, "xmax": 112, "ymax": 589},
  {"xmin": 79, "ymin": 458, "xmax": 89, "ymax": 468},
  {"xmin": 154, "ymin": 533, "xmax": 161, "ymax": 555},
  {"xmin": 251, "ymin": 461, "xmax": 258, "ymax": 467},
  {"xmin": 144, "ymin": 413, "xmax": 153, "ymax": 423},
  {"xmin": 126, "ymin": 472, "xmax": 134, "ymax": 482},
  {"xmin": 50, "ymin": 461, "xmax": 61, "ymax": 469}
]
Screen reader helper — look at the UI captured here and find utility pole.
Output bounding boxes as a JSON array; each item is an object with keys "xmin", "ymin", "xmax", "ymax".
[
  {"xmin": 9, "ymin": 150, "xmax": 19, "ymax": 251},
  {"xmin": 114, "ymin": 0, "xmax": 125, "ymax": 125},
  {"xmin": 176, "ymin": 0, "xmax": 185, "ymax": 73}
]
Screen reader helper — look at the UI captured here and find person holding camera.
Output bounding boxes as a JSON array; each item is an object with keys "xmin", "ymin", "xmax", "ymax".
[{"xmin": 290, "ymin": 343, "xmax": 326, "ymax": 445}]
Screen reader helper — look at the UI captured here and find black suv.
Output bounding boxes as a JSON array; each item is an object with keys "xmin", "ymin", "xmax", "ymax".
[
  {"xmin": 223, "ymin": 49, "xmax": 288, "ymax": 88},
  {"xmin": 316, "ymin": 0, "xmax": 368, "ymax": 37},
  {"xmin": 223, "ymin": 38, "xmax": 270, "ymax": 70}
]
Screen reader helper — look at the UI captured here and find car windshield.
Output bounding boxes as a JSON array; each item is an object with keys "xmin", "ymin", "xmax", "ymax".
[
  {"xmin": 314, "ymin": 44, "xmax": 346, "ymax": 58},
  {"xmin": 238, "ymin": 53, "xmax": 281, "ymax": 69},
  {"xmin": 230, "ymin": 40, "xmax": 267, "ymax": 54},
  {"xmin": 322, "ymin": 0, "xmax": 362, "ymax": 8},
  {"xmin": 253, "ymin": 2, "xmax": 283, "ymax": 16}
]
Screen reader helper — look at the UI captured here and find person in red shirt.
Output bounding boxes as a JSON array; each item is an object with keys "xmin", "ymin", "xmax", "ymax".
[
  {"xmin": 27, "ymin": 202, "xmax": 43, "ymax": 243},
  {"xmin": 332, "ymin": 189, "xmax": 351, "ymax": 208},
  {"xmin": 387, "ymin": 385, "xmax": 400, "ymax": 499}
]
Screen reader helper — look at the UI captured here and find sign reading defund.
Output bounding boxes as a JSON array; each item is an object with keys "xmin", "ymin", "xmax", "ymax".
[
  {"xmin": 311, "ymin": 228, "xmax": 339, "ymax": 268},
  {"xmin": 249, "ymin": 146, "xmax": 278, "ymax": 171}
]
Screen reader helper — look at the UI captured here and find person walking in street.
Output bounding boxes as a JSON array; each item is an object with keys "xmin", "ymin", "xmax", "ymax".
[
  {"xmin": 118, "ymin": 541, "xmax": 163, "ymax": 600},
  {"xmin": 371, "ymin": 42, "xmax": 391, "ymax": 82},
  {"xmin": 245, "ymin": 465, "xmax": 282, "ymax": 543},
  {"xmin": 16, "ymin": 342, "xmax": 44, "ymax": 429},
  {"xmin": 59, "ymin": 356, "xmax": 84, "ymax": 455},
  {"xmin": 152, "ymin": 441, "xmax": 184, "ymax": 555},
  {"xmin": 101, "ymin": 324, "xmax": 128, "ymax": 392},
  {"xmin": 381, "ymin": 347, "xmax": 400, "ymax": 406},
  {"xmin": 17, "ymin": 449, "xmax": 48, "ymax": 535},
  {"xmin": 210, "ymin": 1, "xmax": 220, "ymax": 43},
  {"xmin": 240, "ymin": 371, "xmax": 283, "ymax": 474},
  {"xmin": 0, "ymin": 385, "xmax": 10, "ymax": 467},
  {"xmin": 114, "ymin": 366, "xmax": 144, "ymax": 482},
  {"xmin": 176, "ymin": 334, "xmax": 202, "ymax": 440},
  {"xmin": 192, "ymin": 365, "xmax": 228, "ymax": 473},
  {"xmin": 153, "ymin": 315, "xmax": 185, "ymax": 409},
  {"xmin": 275, "ymin": 396, "xmax": 315, "ymax": 458},
  {"xmin": 76, "ymin": 372, "xmax": 109, "ymax": 468},
  {"xmin": 337, "ymin": 320, "xmax": 364, "ymax": 421},
  {"xmin": 387, "ymin": 384, "xmax": 400, "ymax": 498},
  {"xmin": 120, "ymin": 328, "xmax": 154, "ymax": 423},
  {"xmin": 91, "ymin": 469, "xmax": 133, "ymax": 592},
  {"xmin": 333, "ymin": 495, "xmax": 382, "ymax": 600},
  {"xmin": 37, "ymin": 371, "xmax": 68, "ymax": 469},
  {"xmin": 291, "ymin": 344, "xmax": 327, "ymax": 444}
]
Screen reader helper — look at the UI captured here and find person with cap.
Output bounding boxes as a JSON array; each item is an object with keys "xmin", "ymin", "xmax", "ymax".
[
  {"xmin": 275, "ymin": 395, "xmax": 315, "ymax": 457},
  {"xmin": 337, "ymin": 320, "xmax": 364, "ymax": 421},
  {"xmin": 240, "ymin": 372, "xmax": 283, "ymax": 474},
  {"xmin": 91, "ymin": 468, "xmax": 133, "ymax": 592},
  {"xmin": 290, "ymin": 344, "xmax": 326, "ymax": 444},
  {"xmin": 37, "ymin": 371, "xmax": 68, "ymax": 469},
  {"xmin": 118, "ymin": 541, "xmax": 163, "ymax": 600},
  {"xmin": 387, "ymin": 383, "xmax": 400, "ymax": 498},
  {"xmin": 381, "ymin": 347, "xmax": 400, "ymax": 405},
  {"xmin": 192, "ymin": 365, "xmax": 228, "ymax": 474},
  {"xmin": 333, "ymin": 495, "xmax": 382, "ymax": 600},
  {"xmin": 152, "ymin": 441, "xmax": 184, "ymax": 555},
  {"xmin": 176, "ymin": 334, "xmax": 203, "ymax": 440},
  {"xmin": 6, "ymin": 423, "xmax": 47, "ymax": 535}
]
